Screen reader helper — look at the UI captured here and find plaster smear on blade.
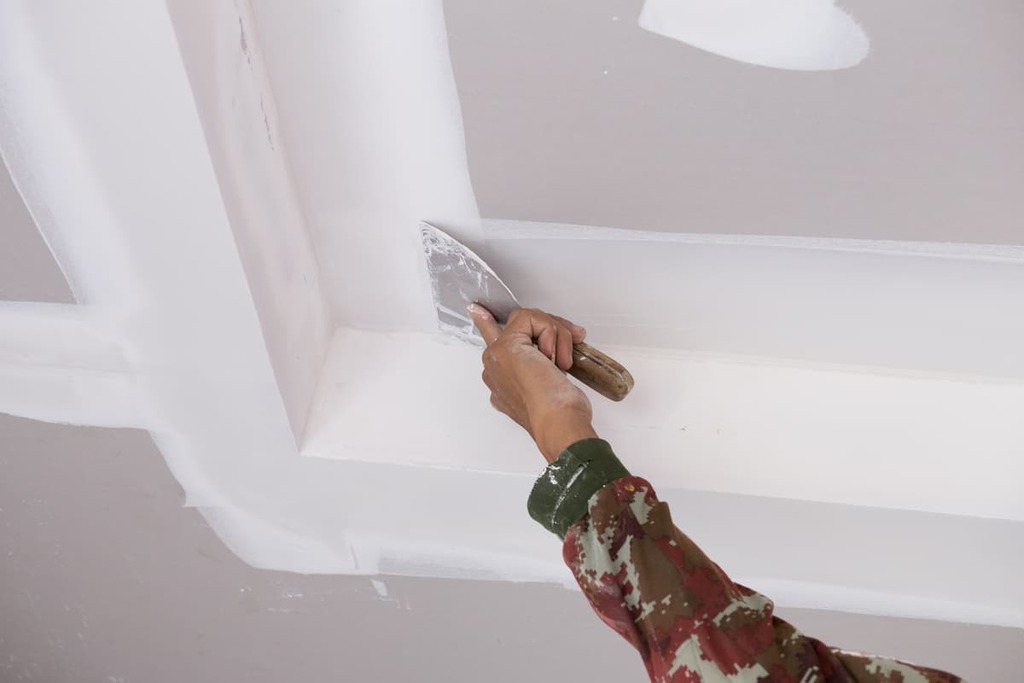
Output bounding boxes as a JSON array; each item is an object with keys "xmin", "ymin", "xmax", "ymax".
[
  {"xmin": 639, "ymin": 0, "xmax": 870, "ymax": 71},
  {"xmin": 420, "ymin": 223, "xmax": 519, "ymax": 345}
]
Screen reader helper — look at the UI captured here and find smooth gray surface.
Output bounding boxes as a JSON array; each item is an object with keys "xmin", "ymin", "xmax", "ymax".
[
  {"xmin": 446, "ymin": 0, "xmax": 1024, "ymax": 244},
  {"xmin": 1, "ymin": 414, "xmax": 1021, "ymax": 682},
  {"xmin": 0, "ymin": 415, "xmax": 638, "ymax": 683},
  {"xmin": 0, "ymin": 159, "xmax": 73, "ymax": 303}
]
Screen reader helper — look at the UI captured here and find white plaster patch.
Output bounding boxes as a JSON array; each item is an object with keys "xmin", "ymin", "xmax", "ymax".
[
  {"xmin": 483, "ymin": 220, "xmax": 1024, "ymax": 381},
  {"xmin": 303, "ymin": 328, "xmax": 1024, "ymax": 523},
  {"xmin": 166, "ymin": 0, "xmax": 333, "ymax": 441},
  {"xmin": 247, "ymin": 0, "xmax": 482, "ymax": 330},
  {"xmin": 639, "ymin": 0, "xmax": 870, "ymax": 71}
]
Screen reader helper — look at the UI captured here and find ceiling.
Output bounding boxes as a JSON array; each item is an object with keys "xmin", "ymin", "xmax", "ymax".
[
  {"xmin": 446, "ymin": 0, "xmax": 1024, "ymax": 243},
  {"xmin": 3, "ymin": 414, "xmax": 1020, "ymax": 682},
  {"xmin": 0, "ymin": 160, "xmax": 72, "ymax": 303},
  {"xmin": 0, "ymin": 1, "xmax": 1022, "ymax": 679}
]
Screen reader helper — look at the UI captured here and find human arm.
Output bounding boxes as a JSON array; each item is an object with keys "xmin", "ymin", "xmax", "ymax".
[
  {"xmin": 532, "ymin": 444, "xmax": 961, "ymax": 682},
  {"xmin": 469, "ymin": 305, "xmax": 962, "ymax": 683},
  {"xmin": 468, "ymin": 304, "xmax": 595, "ymax": 463}
]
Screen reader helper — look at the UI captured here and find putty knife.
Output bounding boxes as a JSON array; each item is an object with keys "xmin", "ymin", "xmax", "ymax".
[{"xmin": 420, "ymin": 222, "xmax": 634, "ymax": 401}]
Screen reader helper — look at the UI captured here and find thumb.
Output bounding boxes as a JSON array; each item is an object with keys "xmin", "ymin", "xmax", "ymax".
[{"xmin": 468, "ymin": 303, "xmax": 501, "ymax": 344}]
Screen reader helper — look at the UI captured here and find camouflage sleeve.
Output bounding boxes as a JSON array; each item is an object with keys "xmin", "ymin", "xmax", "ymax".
[{"xmin": 528, "ymin": 439, "xmax": 964, "ymax": 683}]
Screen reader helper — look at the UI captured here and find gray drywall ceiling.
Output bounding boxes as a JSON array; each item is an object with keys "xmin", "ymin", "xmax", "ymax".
[
  {"xmin": 445, "ymin": 0, "xmax": 1024, "ymax": 244},
  {"xmin": 1, "ymin": 414, "xmax": 1022, "ymax": 682},
  {"xmin": 0, "ymin": 158, "xmax": 73, "ymax": 303},
  {"xmin": 0, "ymin": 416, "xmax": 634, "ymax": 682}
]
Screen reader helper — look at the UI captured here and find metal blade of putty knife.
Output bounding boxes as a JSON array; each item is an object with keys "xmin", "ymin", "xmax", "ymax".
[{"xmin": 419, "ymin": 222, "xmax": 634, "ymax": 401}]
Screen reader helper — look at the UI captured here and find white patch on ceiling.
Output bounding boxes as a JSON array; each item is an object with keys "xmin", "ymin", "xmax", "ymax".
[{"xmin": 639, "ymin": 0, "xmax": 870, "ymax": 71}]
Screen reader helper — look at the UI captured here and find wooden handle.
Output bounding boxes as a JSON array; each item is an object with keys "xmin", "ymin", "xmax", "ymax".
[{"xmin": 568, "ymin": 341, "xmax": 635, "ymax": 402}]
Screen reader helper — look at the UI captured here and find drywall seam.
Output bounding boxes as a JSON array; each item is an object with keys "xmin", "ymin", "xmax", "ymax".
[
  {"xmin": 329, "ymin": 462, "xmax": 1023, "ymax": 628},
  {"xmin": 303, "ymin": 328, "xmax": 1024, "ymax": 521},
  {"xmin": 738, "ymin": 579, "xmax": 1024, "ymax": 630},
  {"xmin": 0, "ymin": 302, "xmax": 126, "ymax": 372},
  {"xmin": 560, "ymin": 344, "xmax": 1024, "ymax": 388},
  {"xmin": 0, "ymin": 0, "xmax": 305, "ymax": 545},
  {"xmin": 0, "ymin": 157, "xmax": 75, "ymax": 303},
  {"xmin": 346, "ymin": 531, "xmax": 577, "ymax": 586},
  {"xmin": 0, "ymin": 19, "xmax": 141, "ymax": 307},
  {"xmin": 165, "ymin": 0, "xmax": 333, "ymax": 443},
  {"xmin": 0, "ymin": 362, "xmax": 143, "ymax": 429},
  {"xmin": 198, "ymin": 504, "xmax": 358, "ymax": 574},
  {"xmin": 478, "ymin": 220, "xmax": 1024, "ymax": 382},
  {"xmin": 247, "ymin": 0, "xmax": 483, "ymax": 330},
  {"xmin": 0, "ymin": 302, "xmax": 137, "ymax": 427},
  {"xmin": 484, "ymin": 219, "xmax": 1024, "ymax": 264}
]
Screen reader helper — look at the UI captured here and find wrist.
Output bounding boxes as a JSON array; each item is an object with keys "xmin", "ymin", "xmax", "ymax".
[{"xmin": 531, "ymin": 414, "xmax": 597, "ymax": 463}]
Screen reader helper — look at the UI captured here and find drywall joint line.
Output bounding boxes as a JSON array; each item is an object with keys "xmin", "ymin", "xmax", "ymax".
[
  {"xmin": 0, "ymin": 302, "xmax": 128, "ymax": 373},
  {"xmin": 484, "ymin": 219, "xmax": 1024, "ymax": 264}
]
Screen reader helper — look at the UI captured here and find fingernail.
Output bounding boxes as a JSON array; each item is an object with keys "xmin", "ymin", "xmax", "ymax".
[{"xmin": 467, "ymin": 303, "xmax": 487, "ymax": 317}]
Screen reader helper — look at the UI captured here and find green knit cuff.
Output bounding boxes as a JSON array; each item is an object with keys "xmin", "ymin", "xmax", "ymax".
[{"xmin": 527, "ymin": 438, "xmax": 630, "ymax": 539}]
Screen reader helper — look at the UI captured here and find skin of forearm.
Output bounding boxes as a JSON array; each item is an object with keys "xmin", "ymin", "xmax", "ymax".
[{"xmin": 530, "ymin": 412, "xmax": 598, "ymax": 463}]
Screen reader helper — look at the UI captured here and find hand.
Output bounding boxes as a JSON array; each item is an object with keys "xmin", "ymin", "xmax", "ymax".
[{"xmin": 468, "ymin": 305, "xmax": 598, "ymax": 463}]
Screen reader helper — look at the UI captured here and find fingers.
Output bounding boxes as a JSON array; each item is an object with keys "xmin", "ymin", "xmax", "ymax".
[
  {"xmin": 475, "ymin": 306, "xmax": 585, "ymax": 371},
  {"xmin": 468, "ymin": 303, "xmax": 501, "ymax": 345},
  {"xmin": 505, "ymin": 308, "xmax": 583, "ymax": 372},
  {"xmin": 553, "ymin": 315, "xmax": 587, "ymax": 344},
  {"xmin": 536, "ymin": 324, "xmax": 557, "ymax": 363},
  {"xmin": 554, "ymin": 325, "xmax": 574, "ymax": 371},
  {"xmin": 533, "ymin": 313, "xmax": 571, "ymax": 370}
]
